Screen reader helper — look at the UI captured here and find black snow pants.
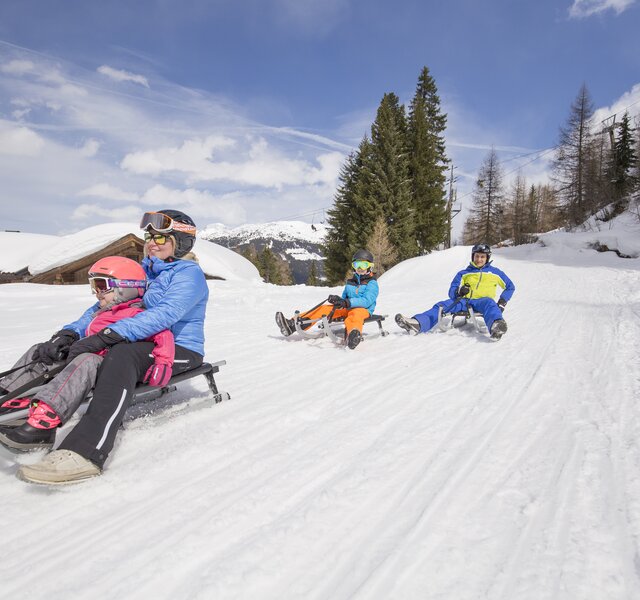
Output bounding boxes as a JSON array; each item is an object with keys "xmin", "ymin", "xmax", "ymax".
[{"xmin": 58, "ymin": 342, "xmax": 203, "ymax": 468}]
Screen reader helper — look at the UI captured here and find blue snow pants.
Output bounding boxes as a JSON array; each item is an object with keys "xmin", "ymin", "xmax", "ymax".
[{"xmin": 413, "ymin": 297, "xmax": 504, "ymax": 333}]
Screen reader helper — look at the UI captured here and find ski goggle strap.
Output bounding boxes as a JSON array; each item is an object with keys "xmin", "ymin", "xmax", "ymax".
[
  {"xmin": 89, "ymin": 276, "xmax": 147, "ymax": 294},
  {"xmin": 140, "ymin": 212, "xmax": 196, "ymax": 235},
  {"xmin": 352, "ymin": 260, "xmax": 373, "ymax": 270}
]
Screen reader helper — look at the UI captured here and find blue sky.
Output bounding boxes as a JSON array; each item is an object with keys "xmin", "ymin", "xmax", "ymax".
[{"xmin": 0, "ymin": 0, "xmax": 638, "ymax": 238}]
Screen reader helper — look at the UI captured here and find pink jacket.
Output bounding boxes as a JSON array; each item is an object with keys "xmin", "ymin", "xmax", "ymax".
[{"xmin": 87, "ymin": 300, "xmax": 175, "ymax": 368}]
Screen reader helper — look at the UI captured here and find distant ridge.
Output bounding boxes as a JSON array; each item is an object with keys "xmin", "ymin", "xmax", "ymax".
[{"xmin": 200, "ymin": 221, "xmax": 328, "ymax": 284}]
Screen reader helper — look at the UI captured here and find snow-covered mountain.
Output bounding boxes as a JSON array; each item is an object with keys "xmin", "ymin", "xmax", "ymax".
[{"xmin": 200, "ymin": 220, "xmax": 328, "ymax": 284}]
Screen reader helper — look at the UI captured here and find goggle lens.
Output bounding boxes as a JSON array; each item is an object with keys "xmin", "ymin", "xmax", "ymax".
[
  {"xmin": 89, "ymin": 276, "xmax": 147, "ymax": 295},
  {"xmin": 352, "ymin": 260, "xmax": 372, "ymax": 270},
  {"xmin": 144, "ymin": 232, "xmax": 168, "ymax": 245},
  {"xmin": 140, "ymin": 212, "xmax": 196, "ymax": 235}
]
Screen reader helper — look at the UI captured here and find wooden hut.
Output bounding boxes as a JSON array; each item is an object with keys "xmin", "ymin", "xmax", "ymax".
[{"xmin": 30, "ymin": 234, "xmax": 145, "ymax": 285}]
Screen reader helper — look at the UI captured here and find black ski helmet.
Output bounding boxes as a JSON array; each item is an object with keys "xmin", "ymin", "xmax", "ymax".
[
  {"xmin": 157, "ymin": 209, "xmax": 197, "ymax": 258},
  {"xmin": 471, "ymin": 243, "xmax": 491, "ymax": 262},
  {"xmin": 352, "ymin": 249, "xmax": 374, "ymax": 263}
]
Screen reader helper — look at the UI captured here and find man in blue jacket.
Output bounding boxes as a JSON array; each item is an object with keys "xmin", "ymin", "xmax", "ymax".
[
  {"xmin": 396, "ymin": 244, "xmax": 515, "ymax": 340},
  {"xmin": 18, "ymin": 210, "xmax": 209, "ymax": 484}
]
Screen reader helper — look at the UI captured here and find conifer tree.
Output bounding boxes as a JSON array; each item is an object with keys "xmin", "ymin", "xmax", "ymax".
[
  {"xmin": 306, "ymin": 261, "xmax": 319, "ymax": 286},
  {"xmin": 323, "ymin": 144, "xmax": 368, "ymax": 284},
  {"xmin": 363, "ymin": 93, "xmax": 415, "ymax": 260},
  {"xmin": 553, "ymin": 84, "xmax": 595, "ymax": 225},
  {"xmin": 609, "ymin": 112, "xmax": 637, "ymax": 208},
  {"xmin": 463, "ymin": 149, "xmax": 505, "ymax": 245},
  {"xmin": 365, "ymin": 215, "xmax": 398, "ymax": 275},
  {"xmin": 407, "ymin": 66, "xmax": 449, "ymax": 253}
]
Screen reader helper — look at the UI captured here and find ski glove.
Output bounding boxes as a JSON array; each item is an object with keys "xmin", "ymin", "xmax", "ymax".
[
  {"xmin": 143, "ymin": 361, "xmax": 173, "ymax": 387},
  {"xmin": 66, "ymin": 328, "xmax": 126, "ymax": 363},
  {"xmin": 33, "ymin": 329, "xmax": 79, "ymax": 365},
  {"xmin": 498, "ymin": 298, "xmax": 508, "ymax": 312},
  {"xmin": 457, "ymin": 284, "xmax": 471, "ymax": 298},
  {"xmin": 327, "ymin": 295, "xmax": 349, "ymax": 309}
]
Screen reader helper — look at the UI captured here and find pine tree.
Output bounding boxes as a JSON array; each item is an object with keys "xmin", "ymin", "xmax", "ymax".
[
  {"xmin": 323, "ymin": 142, "xmax": 373, "ymax": 284},
  {"xmin": 463, "ymin": 149, "xmax": 505, "ymax": 245},
  {"xmin": 505, "ymin": 174, "xmax": 528, "ymax": 245},
  {"xmin": 364, "ymin": 93, "xmax": 415, "ymax": 260},
  {"xmin": 365, "ymin": 215, "xmax": 398, "ymax": 275},
  {"xmin": 553, "ymin": 84, "xmax": 595, "ymax": 225},
  {"xmin": 407, "ymin": 66, "xmax": 449, "ymax": 253},
  {"xmin": 306, "ymin": 261, "xmax": 319, "ymax": 286},
  {"xmin": 610, "ymin": 112, "xmax": 637, "ymax": 208}
]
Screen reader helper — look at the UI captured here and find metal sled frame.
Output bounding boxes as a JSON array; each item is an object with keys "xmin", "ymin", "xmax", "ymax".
[
  {"xmin": 294, "ymin": 311, "xmax": 389, "ymax": 344},
  {"xmin": 0, "ymin": 360, "xmax": 229, "ymax": 427},
  {"xmin": 436, "ymin": 305, "xmax": 488, "ymax": 334}
]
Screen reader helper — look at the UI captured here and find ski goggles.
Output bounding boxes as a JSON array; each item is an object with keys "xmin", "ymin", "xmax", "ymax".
[
  {"xmin": 144, "ymin": 232, "xmax": 170, "ymax": 245},
  {"xmin": 140, "ymin": 212, "xmax": 196, "ymax": 235},
  {"xmin": 89, "ymin": 276, "xmax": 147, "ymax": 295},
  {"xmin": 352, "ymin": 260, "xmax": 373, "ymax": 270}
]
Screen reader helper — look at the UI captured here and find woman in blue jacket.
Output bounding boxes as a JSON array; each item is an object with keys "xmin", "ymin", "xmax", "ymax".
[{"xmin": 20, "ymin": 209, "xmax": 209, "ymax": 484}]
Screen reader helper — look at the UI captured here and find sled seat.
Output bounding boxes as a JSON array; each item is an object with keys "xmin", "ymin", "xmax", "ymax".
[
  {"xmin": 437, "ymin": 305, "xmax": 487, "ymax": 333},
  {"xmin": 0, "ymin": 360, "xmax": 229, "ymax": 427},
  {"xmin": 294, "ymin": 312, "xmax": 389, "ymax": 342}
]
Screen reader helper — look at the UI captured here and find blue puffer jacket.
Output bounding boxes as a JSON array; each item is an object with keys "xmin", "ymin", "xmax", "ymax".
[
  {"xmin": 64, "ymin": 257, "xmax": 209, "ymax": 356},
  {"xmin": 342, "ymin": 273, "xmax": 379, "ymax": 314}
]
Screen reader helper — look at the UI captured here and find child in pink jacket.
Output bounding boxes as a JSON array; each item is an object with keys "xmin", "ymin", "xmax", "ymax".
[{"xmin": 0, "ymin": 256, "xmax": 174, "ymax": 451}]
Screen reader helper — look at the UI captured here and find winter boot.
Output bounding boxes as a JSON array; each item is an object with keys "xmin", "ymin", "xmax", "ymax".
[
  {"xmin": 0, "ymin": 401, "xmax": 60, "ymax": 451},
  {"xmin": 275, "ymin": 312, "xmax": 295, "ymax": 337},
  {"xmin": 17, "ymin": 450, "xmax": 101, "ymax": 485},
  {"xmin": 346, "ymin": 329, "xmax": 362, "ymax": 349},
  {"xmin": 0, "ymin": 397, "xmax": 33, "ymax": 427},
  {"xmin": 395, "ymin": 314, "xmax": 420, "ymax": 334},
  {"xmin": 490, "ymin": 319, "xmax": 508, "ymax": 340}
]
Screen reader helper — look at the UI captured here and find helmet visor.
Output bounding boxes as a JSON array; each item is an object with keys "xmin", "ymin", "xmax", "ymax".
[{"xmin": 140, "ymin": 212, "xmax": 196, "ymax": 235}]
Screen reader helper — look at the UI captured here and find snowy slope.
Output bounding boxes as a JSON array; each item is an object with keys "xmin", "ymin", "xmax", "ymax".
[
  {"xmin": 201, "ymin": 220, "xmax": 329, "ymax": 246},
  {"xmin": 1, "ymin": 230, "xmax": 640, "ymax": 599}
]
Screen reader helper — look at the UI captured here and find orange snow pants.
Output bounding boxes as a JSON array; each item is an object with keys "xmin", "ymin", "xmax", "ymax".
[{"xmin": 298, "ymin": 304, "xmax": 370, "ymax": 334}]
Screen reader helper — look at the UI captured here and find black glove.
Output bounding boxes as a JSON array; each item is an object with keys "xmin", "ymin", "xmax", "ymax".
[
  {"xmin": 327, "ymin": 295, "xmax": 349, "ymax": 309},
  {"xmin": 32, "ymin": 329, "xmax": 79, "ymax": 365},
  {"xmin": 457, "ymin": 284, "xmax": 471, "ymax": 298},
  {"xmin": 498, "ymin": 298, "xmax": 508, "ymax": 312},
  {"xmin": 66, "ymin": 328, "xmax": 126, "ymax": 363}
]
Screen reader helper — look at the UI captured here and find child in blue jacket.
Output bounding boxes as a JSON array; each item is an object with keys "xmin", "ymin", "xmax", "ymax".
[{"xmin": 275, "ymin": 249, "xmax": 379, "ymax": 349}]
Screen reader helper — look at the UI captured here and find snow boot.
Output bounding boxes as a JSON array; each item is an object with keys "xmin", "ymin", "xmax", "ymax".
[
  {"xmin": 275, "ymin": 312, "xmax": 295, "ymax": 337},
  {"xmin": 346, "ymin": 329, "xmax": 362, "ymax": 349},
  {"xmin": 0, "ymin": 397, "xmax": 32, "ymax": 424},
  {"xmin": 490, "ymin": 319, "xmax": 508, "ymax": 340},
  {"xmin": 0, "ymin": 401, "xmax": 60, "ymax": 450},
  {"xmin": 17, "ymin": 450, "xmax": 101, "ymax": 485},
  {"xmin": 395, "ymin": 314, "xmax": 420, "ymax": 334}
]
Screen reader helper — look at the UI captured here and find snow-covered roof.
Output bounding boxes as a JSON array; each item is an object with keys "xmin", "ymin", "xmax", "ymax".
[{"xmin": 0, "ymin": 223, "xmax": 261, "ymax": 282}]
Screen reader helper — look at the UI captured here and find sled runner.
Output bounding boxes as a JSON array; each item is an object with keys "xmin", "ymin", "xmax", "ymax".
[
  {"xmin": 293, "ymin": 311, "xmax": 389, "ymax": 344},
  {"xmin": 0, "ymin": 360, "xmax": 229, "ymax": 427},
  {"xmin": 436, "ymin": 305, "xmax": 488, "ymax": 334}
]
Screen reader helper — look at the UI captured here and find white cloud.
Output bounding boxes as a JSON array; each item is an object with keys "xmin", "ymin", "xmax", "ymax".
[
  {"xmin": 71, "ymin": 203, "xmax": 142, "ymax": 222},
  {"xmin": 78, "ymin": 138, "xmax": 102, "ymax": 157},
  {"xmin": 11, "ymin": 108, "xmax": 31, "ymax": 120},
  {"xmin": 1, "ymin": 59, "xmax": 35, "ymax": 75},
  {"xmin": 0, "ymin": 122, "xmax": 45, "ymax": 156},
  {"xmin": 140, "ymin": 184, "xmax": 247, "ymax": 225},
  {"xmin": 591, "ymin": 82, "xmax": 640, "ymax": 125},
  {"xmin": 121, "ymin": 136, "xmax": 343, "ymax": 189},
  {"xmin": 97, "ymin": 65, "xmax": 150, "ymax": 88},
  {"xmin": 78, "ymin": 182, "xmax": 139, "ymax": 202},
  {"xmin": 569, "ymin": 0, "xmax": 636, "ymax": 18}
]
